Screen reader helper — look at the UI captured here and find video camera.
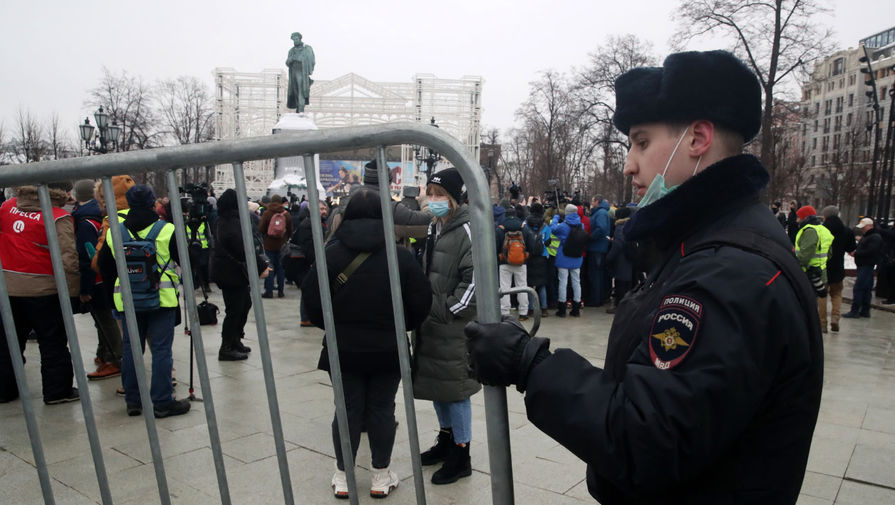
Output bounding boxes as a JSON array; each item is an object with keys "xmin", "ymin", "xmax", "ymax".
[{"xmin": 180, "ymin": 183, "xmax": 210, "ymax": 222}]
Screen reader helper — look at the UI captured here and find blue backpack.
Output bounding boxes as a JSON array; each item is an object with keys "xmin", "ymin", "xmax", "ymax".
[{"xmin": 121, "ymin": 221, "xmax": 171, "ymax": 312}]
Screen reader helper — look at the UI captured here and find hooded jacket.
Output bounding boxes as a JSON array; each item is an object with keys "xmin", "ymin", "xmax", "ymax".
[
  {"xmin": 302, "ymin": 217, "xmax": 432, "ymax": 374},
  {"xmin": 822, "ymin": 215, "xmax": 856, "ymax": 284},
  {"xmin": 212, "ymin": 189, "xmax": 270, "ymax": 289},
  {"xmin": 588, "ymin": 200, "xmax": 612, "ymax": 253},
  {"xmin": 0, "ymin": 186, "xmax": 80, "ymax": 297},
  {"xmin": 549, "ymin": 211, "xmax": 584, "ymax": 269},
  {"xmin": 413, "ymin": 205, "xmax": 481, "ymax": 402},
  {"xmin": 258, "ymin": 200, "xmax": 294, "ymax": 251},
  {"xmin": 90, "ymin": 175, "xmax": 135, "ymax": 274},
  {"xmin": 525, "ymin": 154, "xmax": 822, "ymax": 505},
  {"xmin": 524, "ymin": 213, "xmax": 549, "ymax": 287},
  {"xmin": 325, "ymin": 183, "xmax": 432, "ymax": 244},
  {"xmin": 72, "ymin": 198, "xmax": 105, "ymax": 298}
]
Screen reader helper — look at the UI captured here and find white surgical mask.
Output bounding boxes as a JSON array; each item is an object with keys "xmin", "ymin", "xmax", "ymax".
[{"xmin": 638, "ymin": 128, "xmax": 702, "ymax": 208}]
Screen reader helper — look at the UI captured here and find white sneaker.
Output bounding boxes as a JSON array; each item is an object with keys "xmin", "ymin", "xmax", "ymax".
[
  {"xmin": 331, "ymin": 468, "xmax": 349, "ymax": 499},
  {"xmin": 370, "ymin": 467, "xmax": 399, "ymax": 498}
]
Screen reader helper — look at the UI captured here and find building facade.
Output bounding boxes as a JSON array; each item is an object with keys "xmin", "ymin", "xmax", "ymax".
[{"xmin": 798, "ymin": 26, "xmax": 895, "ymax": 223}]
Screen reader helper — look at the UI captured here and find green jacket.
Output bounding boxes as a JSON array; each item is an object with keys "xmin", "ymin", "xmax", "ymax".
[{"xmin": 413, "ymin": 205, "xmax": 481, "ymax": 402}]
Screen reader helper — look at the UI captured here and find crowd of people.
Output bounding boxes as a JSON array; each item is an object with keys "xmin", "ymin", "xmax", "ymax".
[{"xmin": 4, "ymin": 49, "xmax": 895, "ymax": 504}]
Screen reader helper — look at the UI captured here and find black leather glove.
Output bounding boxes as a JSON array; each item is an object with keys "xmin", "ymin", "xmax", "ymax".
[{"xmin": 465, "ymin": 317, "xmax": 550, "ymax": 393}]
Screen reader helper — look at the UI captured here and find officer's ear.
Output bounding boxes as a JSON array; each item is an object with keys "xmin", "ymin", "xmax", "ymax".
[{"xmin": 688, "ymin": 120, "xmax": 715, "ymax": 158}]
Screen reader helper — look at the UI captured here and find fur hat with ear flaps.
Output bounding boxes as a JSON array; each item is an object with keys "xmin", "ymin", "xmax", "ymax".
[{"xmin": 613, "ymin": 50, "xmax": 762, "ymax": 142}]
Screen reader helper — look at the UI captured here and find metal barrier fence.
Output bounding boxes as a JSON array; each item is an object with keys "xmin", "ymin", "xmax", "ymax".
[{"xmin": 0, "ymin": 123, "xmax": 515, "ymax": 505}]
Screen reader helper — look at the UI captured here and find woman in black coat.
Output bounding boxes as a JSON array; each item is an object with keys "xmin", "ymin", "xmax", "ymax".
[
  {"xmin": 301, "ymin": 188, "xmax": 432, "ymax": 498},
  {"xmin": 211, "ymin": 189, "xmax": 270, "ymax": 361}
]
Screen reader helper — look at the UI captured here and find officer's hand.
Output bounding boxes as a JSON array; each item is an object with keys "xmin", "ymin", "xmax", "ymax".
[{"xmin": 465, "ymin": 317, "xmax": 550, "ymax": 393}]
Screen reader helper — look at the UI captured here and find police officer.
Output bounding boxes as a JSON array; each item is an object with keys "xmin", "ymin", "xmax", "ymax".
[{"xmin": 466, "ymin": 50, "xmax": 823, "ymax": 504}]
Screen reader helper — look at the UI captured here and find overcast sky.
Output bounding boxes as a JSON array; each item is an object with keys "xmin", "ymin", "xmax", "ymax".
[{"xmin": 1, "ymin": 0, "xmax": 893, "ymax": 147}]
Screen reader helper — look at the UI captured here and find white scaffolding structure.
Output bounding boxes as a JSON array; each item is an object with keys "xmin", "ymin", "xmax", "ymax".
[
  {"xmin": 213, "ymin": 69, "xmax": 482, "ymax": 196},
  {"xmin": 213, "ymin": 68, "xmax": 286, "ymax": 196}
]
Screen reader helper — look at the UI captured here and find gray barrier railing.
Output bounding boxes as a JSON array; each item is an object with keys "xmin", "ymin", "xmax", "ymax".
[{"xmin": 0, "ymin": 122, "xmax": 515, "ymax": 505}]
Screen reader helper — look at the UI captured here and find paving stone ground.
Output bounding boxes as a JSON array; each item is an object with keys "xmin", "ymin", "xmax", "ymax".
[{"xmin": 2, "ymin": 281, "xmax": 894, "ymax": 505}]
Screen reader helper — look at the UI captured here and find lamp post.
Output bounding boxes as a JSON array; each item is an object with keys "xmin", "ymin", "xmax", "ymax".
[
  {"xmin": 79, "ymin": 106, "xmax": 123, "ymax": 155},
  {"xmin": 880, "ymin": 86, "xmax": 895, "ymax": 221},
  {"xmin": 412, "ymin": 117, "xmax": 441, "ymax": 178}
]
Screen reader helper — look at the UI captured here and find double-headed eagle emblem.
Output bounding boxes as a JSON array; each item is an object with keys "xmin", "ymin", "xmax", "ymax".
[{"xmin": 651, "ymin": 327, "xmax": 690, "ymax": 352}]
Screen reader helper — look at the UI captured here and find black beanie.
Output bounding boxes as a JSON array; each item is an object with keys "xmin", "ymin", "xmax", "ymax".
[
  {"xmin": 428, "ymin": 168, "xmax": 464, "ymax": 205},
  {"xmin": 613, "ymin": 50, "xmax": 761, "ymax": 142},
  {"xmin": 530, "ymin": 202, "xmax": 544, "ymax": 216},
  {"xmin": 126, "ymin": 185, "xmax": 156, "ymax": 210},
  {"xmin": 363, "ymin": 159, "xmax": 392, "ymax": 186}
]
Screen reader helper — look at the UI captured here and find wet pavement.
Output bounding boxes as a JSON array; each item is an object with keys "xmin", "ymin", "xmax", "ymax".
[{"xmin": 2, "ymin": 283, "xmax": 894, "ymax": 505}]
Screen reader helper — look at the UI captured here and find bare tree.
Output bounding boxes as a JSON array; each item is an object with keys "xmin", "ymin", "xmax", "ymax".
[
  {"xmin": 156, "ymin": 76, "xmax": 215, "ymax": 145},
  {"xmin": 575, "ymin": 35, "xmax": 657, "ymax": 204},
  {"xmin": 14, "ymin": 106, "xmax": 47, "ymax": 163},
  {"xmin": 672, "ymin": 0, "xmax": 834, "ymax": 197},
  {"xmin": 87, "ymin": 67, "xmax": 159, "ymax": 152},
  {"xmin": 47, "ymin": 112, "xmax": 73, "ymax": 160}
]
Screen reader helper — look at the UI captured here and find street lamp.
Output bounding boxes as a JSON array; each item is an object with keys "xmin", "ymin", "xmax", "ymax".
[
  {"xmin": 79, "ymin": 106, "xmax": 123, "ymax": 154},
  {"xmin": 412, "ymin": 117, "xmax": 441, "ymax": 176}
]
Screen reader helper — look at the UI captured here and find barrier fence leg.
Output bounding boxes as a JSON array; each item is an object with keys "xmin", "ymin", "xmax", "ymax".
[
  {"xmin": 0, "ymin": 257, "xmax": 56, "ymax": 505},
  {"xmin": 231, "ymin": 162, "xmax": 295, "ymax": 505},
  {"xmin": 376, "ymin": 146, "xmax": 427, "ymax": 504},
  {"xmin": 100, "ymin": 177, "xmax": 172, "ymax": 505},
  {"xmin": 165, "ymin": 170, "xmax": 232, "ymax": 505},
  {"xmin": 37, "ymin": 185, "xmax": 114, "ymax": 505},
  {"xmin": 303, "ymin": 154, "xmax": 361, "ymax": 505}
]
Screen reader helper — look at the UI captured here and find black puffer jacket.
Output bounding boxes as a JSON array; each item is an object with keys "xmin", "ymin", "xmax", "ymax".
[
  {"xmin": 211, "ymin": 189, "xmax": 269, "ymax": 289},
  {"xmin": 302, "ymin": 217, "xmax": 432, "ymax": 374},
  {"xmin": 854, "ymin": 227, "xmax": 884, "ymax": 267},
  {"xmin": 524, "ymin": 154, "xmax": 823, "ymax": 505},
  {"xmin": 823, "ymin": 215, "xmax": 856, "ymax": 284},
  {"xmin": 523, "ymin": 214, "xmax": 548, "ymax": 287}
]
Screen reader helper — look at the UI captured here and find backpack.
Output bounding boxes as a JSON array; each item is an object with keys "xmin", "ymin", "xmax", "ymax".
[
  {"xmin": 267, "ymin": 210, "xmax": 287, "ymax": 238},
  {"xmin": 500, "ymin": 230, "xmax": 529, "ymax": 265},
  {"xmin": 121, "ymin": 221, "xmax": 171, "ymax": 312},
  {"xmin": 562, "ymin": 225, "xmax": 588, "ymax": 258},
  {"xmin": 527, "ymin": 225, "xmax": 545, "ymax": 258}
]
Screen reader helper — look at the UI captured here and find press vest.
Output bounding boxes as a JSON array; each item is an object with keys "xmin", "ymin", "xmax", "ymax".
[
  {"xmin": 107, "ymin": 220, "xmax": 180, "ymax": 311},
  {"xmin": 795, "ymin": 223, "xmax": 833, "ymax": 271},
  {"xmin": 0, "ymin": 198, "xmax": 70, "ymax": 276},
  {"xmin": 545, "ymin": 230, "xmax": 560, "ymax": 257}
]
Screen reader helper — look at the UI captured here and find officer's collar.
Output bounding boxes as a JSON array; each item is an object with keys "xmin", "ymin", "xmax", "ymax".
[{"xmin": 625, "ymin": 154, "xmax": 768, "ymax": 247}]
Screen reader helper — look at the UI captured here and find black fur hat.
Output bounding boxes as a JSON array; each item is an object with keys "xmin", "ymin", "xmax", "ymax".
[{"xmin": 613, "ymin": 50, "xmax": 762, "ymax": 142}]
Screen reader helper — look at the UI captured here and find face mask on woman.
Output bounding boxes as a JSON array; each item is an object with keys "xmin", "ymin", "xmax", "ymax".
[{"xmin": 429, "ymin": 200, "xmax": 450, "ymax": 217}]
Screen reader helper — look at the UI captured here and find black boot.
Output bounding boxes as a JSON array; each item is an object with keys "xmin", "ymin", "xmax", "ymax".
[
  {"xmin": 570, "ymin": 301, "xmax": 581, "ymax": 317},
  {"xmin": 218, "ymin": 346, "xmax": 248, "ymax": 361},
  {"xmin": 431, "ymin": 442, "xmax": 472, "ymax": 485},
  {"xmin": 421, "ymin": 428, "xmax": 453, "ymax": 465},
  {"xmin": 555, "ymin": 303, "xmax": 566, "ymax": 318}
]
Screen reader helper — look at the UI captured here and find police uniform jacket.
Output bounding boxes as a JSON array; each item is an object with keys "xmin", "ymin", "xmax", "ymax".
[{"xmin": 523, "ymin": 154, "xmax": 824, "ymax": 505}]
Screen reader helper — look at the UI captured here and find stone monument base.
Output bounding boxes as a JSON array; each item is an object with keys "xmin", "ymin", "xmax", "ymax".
[{"xmin": 269, "ymin": 113, "xmax": 326, "ymax": 199}]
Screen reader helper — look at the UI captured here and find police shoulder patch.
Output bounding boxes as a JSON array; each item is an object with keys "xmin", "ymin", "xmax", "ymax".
[{"xmin": 648, "ymin": 295, "xmax": 703, "ymax": 370}]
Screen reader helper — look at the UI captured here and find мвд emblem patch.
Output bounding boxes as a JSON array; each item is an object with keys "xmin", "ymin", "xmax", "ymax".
[{"xmin": 648, "ymin": 295, "xmax": 703, "ymax": 370}]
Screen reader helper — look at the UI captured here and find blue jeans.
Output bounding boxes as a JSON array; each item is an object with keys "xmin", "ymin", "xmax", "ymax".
[
  {"xmin": 851, "ymin": 266, "xmax": 875, "ymax": 315},
  {"xmin": 538, "ymin": 285, "xmax": 548, "ymax": 309},
  {"xmin": 120, "ymin": 308, "xmax": 176, "ymax": 407},
  {"xmin": 557, "ymin": 267, "xmax": 581, "ymax": 303},
  {"xmin": 264, "ymin": 249, "xmax": 285, "ymax": 294},
  {"xmin": 433, "ymin": 398, "xmax": 472, "ymax": 444}
]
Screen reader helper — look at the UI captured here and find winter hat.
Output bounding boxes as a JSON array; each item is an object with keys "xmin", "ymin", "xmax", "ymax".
[
  {"xmin": 529, "ymin": 202, "xmax": 544, "ymax": 216},
  {"xmin": 796, "ymin": 205, "xmax": 817, "ymax": 220},
  {"xmin": 565, "ymin": 203, "xmax": 578, "ymax": 215},
  {"xmin": 505, "ymin": 206, "xmax": 517, "ymax": 218},
  {"xmin": 428, "ymin": 168, "xmax": 464, "ymax": 204},
  {"xmin": 821, "ymin": 205, "xmax": 839, "ymax": 219},
  {"xmin": 261, "ymin": 195, "xmax": 271, "ymax": 204},
  {"xmin": 125, "ymin": 185, "xmax": 156, "ymax": 210},
  {"xmin": 217, "ymin": 188, "xmax": 238, "ymax": 212},
  {"xmin": 73, "ymin": 179, "xmax": 95, "ymax": 202},
  {"xmin": 363, "ymin": 159, "xmax": 392, "ymax": 186},
  {"xmin": 613, "ymin": 50, "xmax": 762, "ymax": 142}
]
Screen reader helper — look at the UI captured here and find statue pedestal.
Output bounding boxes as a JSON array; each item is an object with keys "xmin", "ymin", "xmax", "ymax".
[{"xmin": 269, "ymin": 113, "xmax": 325, "ymax": 199}]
